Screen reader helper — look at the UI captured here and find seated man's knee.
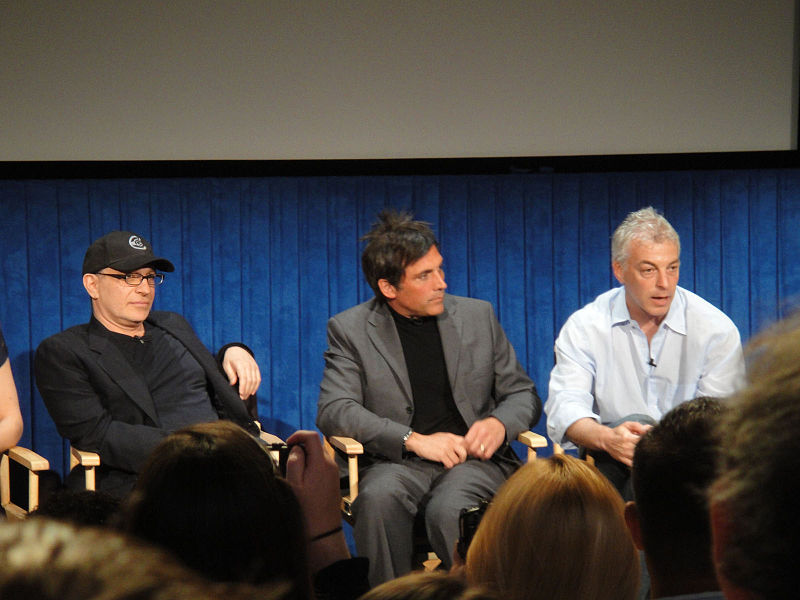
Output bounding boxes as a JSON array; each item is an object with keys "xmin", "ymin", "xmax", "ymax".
[
  {"xmin": 423, "ymin": 492, "xmax": 459, "ymax": 529},
  {"xmin": 353, "ymin": 475, "xmax": 417, "ymax": 520}
]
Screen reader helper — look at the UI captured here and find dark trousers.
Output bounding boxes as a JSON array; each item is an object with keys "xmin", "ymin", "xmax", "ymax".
[{"xmin": 583, "ymin": 413, "xmax": 657, "ymax": 502}]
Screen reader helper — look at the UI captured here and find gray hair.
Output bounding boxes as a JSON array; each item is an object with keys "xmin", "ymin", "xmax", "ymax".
[{"xmin": 611, "ymin": 207, "xmax": 680, "ymax": 266}]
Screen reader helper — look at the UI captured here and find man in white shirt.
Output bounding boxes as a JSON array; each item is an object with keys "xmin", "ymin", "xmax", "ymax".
[{"xmin": 545, "ymin": 206, "xmax": 744, "ymax": 498}]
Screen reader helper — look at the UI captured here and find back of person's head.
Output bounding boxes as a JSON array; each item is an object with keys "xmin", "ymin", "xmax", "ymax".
[
  {"xmin": 358, "ymin": 571, "xmax": 496, "ymax": 600},
  {"xmin": 611, "ymin": 206, "xmax": 680, "ymax": 266},
  {"xmin": 630, "ymin": 397, "xmax": 723, "ymax": 591},
  {"xmin": 117, "ymin": 421, "xmax": 309, "ymax": 597},
  {"xmin": 361, "ymin": 209, "xmax": 439, "ymax": 300},
  {"xmin": 0, "ymin": 518, "xmax": 290, "ymax": 600},
  {"xmin": 709, "ymin": 313, "xmax": 800, "ymax": 600},
  {"xmin": 30, "ymin": 489, "xmax": 121, "ymax": 527},
  {"xmin": 466, "ymin": 454, "xmax": 639, "ymax": 600}
]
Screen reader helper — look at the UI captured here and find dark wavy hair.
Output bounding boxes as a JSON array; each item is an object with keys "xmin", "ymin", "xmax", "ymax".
[{"xmin": 361, "ymin": 209, "xmax": 438, "ymax": 300}]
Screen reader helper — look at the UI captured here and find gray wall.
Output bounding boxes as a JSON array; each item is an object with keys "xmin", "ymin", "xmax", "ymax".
[{"xmin": 1, "ymin": 0, "xmax": 796, "ymax": 161}]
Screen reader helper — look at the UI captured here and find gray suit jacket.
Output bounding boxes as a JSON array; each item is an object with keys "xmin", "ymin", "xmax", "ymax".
[{"xmin": 317, "ymin": 294, "xmax": 541, "ymax": 462}]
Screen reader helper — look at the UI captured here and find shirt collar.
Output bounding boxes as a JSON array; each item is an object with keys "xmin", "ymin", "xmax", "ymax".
[
  {"xmin": 662, "ymin": 286, "xmax": 687, "ymax": 335},
  {"xmin": 610, "ymin": 287, "xmax": 632, "ymax": 326},
  {"xmin": 609, "ymin": 285, "xmax": 687, "ymax": 335}
]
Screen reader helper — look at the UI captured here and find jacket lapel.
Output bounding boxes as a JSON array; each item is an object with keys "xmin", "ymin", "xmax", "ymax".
[
  {"xmin": 366, "ymin": 301, "xmax": 413, "ymax": 403},
  {"xmin": 88, "ymin": 319, "xmax": 160, "ymax": 425},
  {"xmin": 437, "ymin": 295, "xmax": 463, "ymax": 393},
  {"xmin": 438, "ymin": 296, "xmax": 481, "ymax": 425},
  {"xmin": 148, "ymin": 312, "xmax": 217, "ymax": 377}
]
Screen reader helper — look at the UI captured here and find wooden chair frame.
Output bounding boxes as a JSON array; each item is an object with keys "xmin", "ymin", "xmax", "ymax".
[
  {"xmin": 552, "ymin": 442, "xmax": 595, "ymax": 465},
  {"xmin": 325, "ymin": 431, "xmax": 548, "ymax": 521},
  {"xmin": 1, "ymin": 446, "xmax": 50, "ymax": 521},
  {"xmin": 2, "ymin": 426, "xmax": 283, "ymax": 521}
]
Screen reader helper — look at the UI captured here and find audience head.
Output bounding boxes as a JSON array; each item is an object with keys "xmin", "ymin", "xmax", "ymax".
[
  {"xmin": 31, "ymin": 489, "xmax": 121, "ymax": 527},
  {"xmin": 359, "ymin": 571, "xmax": 497, "ymax": 600},
  {"xmin": 360, "ymin": 209, "xmax": 439, "ymax": 300},
  {"xmin": 709, "ymin": 313, "xmax": 800, "ymax": 600},
  {"xmin": 466, "ymin": 454, "xmax": 639, "ymax": 600},
  {"xmin": 611, "ymin": 206, "xmax": 680, "ymax": 267},
  {"xmin": 0, "ymin": 518, "xmax": 289, "ymax": 600},
  {"xmin": 627, "ymin": 396, "xmax": 723, "ymax": 597},
  {"xmin": 117, "ymin": 421, "xmax": 309, "ymax": 597}
]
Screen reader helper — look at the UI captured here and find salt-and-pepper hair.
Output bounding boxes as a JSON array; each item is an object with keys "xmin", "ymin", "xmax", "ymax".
[{"xmin": 611, "ymin": 207, "xmax": 680, "ymax": 266}]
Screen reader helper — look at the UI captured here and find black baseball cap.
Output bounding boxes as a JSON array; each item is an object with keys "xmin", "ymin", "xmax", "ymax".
[{"xmin": 82, "ymin": 231, "xmax": 175, "ymax": 274}]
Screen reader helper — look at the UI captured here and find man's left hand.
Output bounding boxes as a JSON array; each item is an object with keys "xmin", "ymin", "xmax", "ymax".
[
  {"xmin": 464, "ymin": 416, "xmax": 506, "ymax": 460},
  {"xmin": 221, "ymin": 346, "xmax": 262, "ymax": 399}
]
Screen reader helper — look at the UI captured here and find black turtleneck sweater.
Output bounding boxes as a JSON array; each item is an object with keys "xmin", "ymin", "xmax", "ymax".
[{"xmin": 389, "ymin": 307, "xmax": 467, "ymax": 437}]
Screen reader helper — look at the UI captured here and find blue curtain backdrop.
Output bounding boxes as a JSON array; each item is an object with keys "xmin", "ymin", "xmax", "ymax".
[{"xmin": 1, "ymin": 169, "xmax": 799, "ymax": 478}]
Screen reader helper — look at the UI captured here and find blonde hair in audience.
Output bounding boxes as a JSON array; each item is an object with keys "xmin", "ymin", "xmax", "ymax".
[{"xmin": 466, "ymin": 454, "xmax": 639, "ymax": 600}]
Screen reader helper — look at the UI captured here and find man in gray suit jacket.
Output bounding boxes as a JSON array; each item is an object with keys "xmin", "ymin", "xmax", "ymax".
[{"xmin": 317, "ymin": 211, "xmax": 541, "ymax": 585}]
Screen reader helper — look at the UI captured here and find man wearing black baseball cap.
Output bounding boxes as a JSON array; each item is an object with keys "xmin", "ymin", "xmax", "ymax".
[{"xmin": 34, "ymin": 231, "xmax": 263, "ymax": 497}]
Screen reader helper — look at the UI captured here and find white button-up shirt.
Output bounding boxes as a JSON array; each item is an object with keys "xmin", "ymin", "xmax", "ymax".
[{"xmin": 545, "ymin": 286, "xmax": 744, "ymax": 448}]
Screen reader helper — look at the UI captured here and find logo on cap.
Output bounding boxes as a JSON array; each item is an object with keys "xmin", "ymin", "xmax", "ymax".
[{"xmin": 129, "ymin": 236, "xmax": 147, "ymax": 251}]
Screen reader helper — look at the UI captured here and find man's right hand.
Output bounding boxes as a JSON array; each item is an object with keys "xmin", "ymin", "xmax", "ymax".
[
  {"xmin": 404, "ymin": 431, "xmax": 468, "ymax": 469},
  {"xmin": 598, "ymin": 421, "xmax": 652, "ymax": 466},
  {"xmin": 565, "ymin": 418, "xmax": 652, "ymax": 467}
]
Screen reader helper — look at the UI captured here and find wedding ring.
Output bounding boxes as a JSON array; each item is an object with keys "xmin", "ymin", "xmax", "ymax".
[{"xmin": 480, "ymin": 443, "xmax": 485, "ymax": 453}]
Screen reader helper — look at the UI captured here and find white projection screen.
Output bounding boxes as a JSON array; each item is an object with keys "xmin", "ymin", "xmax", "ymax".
[{"xmin": 1, "ymin": 0, "xmax": 797, "ymax": 161}]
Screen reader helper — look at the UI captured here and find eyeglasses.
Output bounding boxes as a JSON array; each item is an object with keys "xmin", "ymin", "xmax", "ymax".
[{"xmin": 96, "ymin": 272, "xmax": 165, "ymax": 286}]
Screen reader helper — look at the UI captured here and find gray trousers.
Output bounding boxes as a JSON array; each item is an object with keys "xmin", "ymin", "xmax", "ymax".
[{"xmin": 352, "ymin": 454, "xmax": 513, "ymax": 586}]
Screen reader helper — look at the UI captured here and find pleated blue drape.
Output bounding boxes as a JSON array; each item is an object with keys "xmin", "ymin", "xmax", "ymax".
[{"xmin": 1, "ymin": 170, "xmax": 799, "ymax": 478}]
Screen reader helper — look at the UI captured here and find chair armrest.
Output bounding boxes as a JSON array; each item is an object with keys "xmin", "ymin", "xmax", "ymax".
[
  {"xmin": 70, "ymin": 447, "xmax": 101, "ymax": 467},
  {"xmin": 258, "ymin": 429, "xmax": 285, "ymax": 466},
  {"xmin": 516, "ymin": 431, "xmax": 548, "ymax": 461},
  {"xmin": 259, "ymin": 430, "xmax": 285, "ymax": 445},
  {"xmin": 325, "ymin": 436, "xmax": 363, "ymax": 519},
  {"xmin": 1, "ymin": 446, "xmax": 50, "ymax": 520},
  {"xmin": 327, "ymin": 435, "xmax": 363, "ymax": 455},
  {"xmin": 70, "ymin": 447, "xmax": 100, "ymax": 491},
  {"xmin": 7, "ymin": 446, "xmax": 50, "ymax": 471}
]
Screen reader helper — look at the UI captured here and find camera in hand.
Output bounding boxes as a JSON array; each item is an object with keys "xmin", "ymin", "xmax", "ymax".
[
  {"xmin": 264, "ymin": 443, "xmax": 292, "ymax": 477},
  {"xmin": 457, "ymin": 498, "xmax": 490, "ymax": 560}
]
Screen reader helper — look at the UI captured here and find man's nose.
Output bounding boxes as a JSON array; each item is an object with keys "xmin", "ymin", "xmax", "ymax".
[
  {"xmin": 435, "ymin": 270, "xmax": 447, "ymax": 289},
  {"xmin": 655, "ymin": 270, "xmax": 668, "ymax": 288},
  {"xmin": 135, "ymin": 279, "xmax": 152, "ymax": 293}
]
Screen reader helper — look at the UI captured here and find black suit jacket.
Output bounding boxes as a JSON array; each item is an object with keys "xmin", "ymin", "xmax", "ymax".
[{"xmin": 35, "ymin": 311, "xmax": 259, "ymax": 496}]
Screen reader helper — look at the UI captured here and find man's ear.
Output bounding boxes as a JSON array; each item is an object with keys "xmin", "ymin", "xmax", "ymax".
[
  {"xmin": 377, "ymin": 278, "xmax": 397, "ymax": 300},
  {"xmin": 624, "ymin": 501, "xmax": 645, "ymax": 550},
  {"xmin": 612, "ymin": 261, "xmax": 625, "ymax": 285},
  {"xmin": 83, "ymin": 273, "xmax": 99, "ymax": 300}
]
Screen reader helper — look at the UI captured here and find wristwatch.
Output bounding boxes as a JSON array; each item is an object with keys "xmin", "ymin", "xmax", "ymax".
[{"xmin": 401, "ymin": 428, "xmax": 413, "ymax": 453}]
